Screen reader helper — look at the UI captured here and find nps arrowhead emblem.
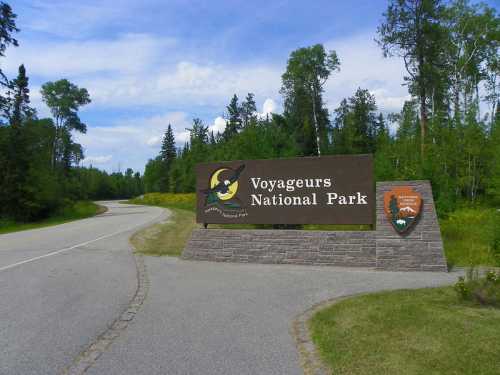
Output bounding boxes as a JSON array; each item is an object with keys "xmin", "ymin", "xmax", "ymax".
[{"xmin": 384, "ymin": 186, "xmax": 422, "ymax": 234}]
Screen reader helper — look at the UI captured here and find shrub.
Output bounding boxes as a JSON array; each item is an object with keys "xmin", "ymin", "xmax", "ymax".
[
  {"xmin": 491, "ymin": 211, "xmax": 500, "ymax": 266},
  {"xmin": 454, "ymin": 267, "xmax": 500, "ymax": 307},
  {"xmin": 130, "ymin": 193, "xmax": 196, "ymax": 211}
]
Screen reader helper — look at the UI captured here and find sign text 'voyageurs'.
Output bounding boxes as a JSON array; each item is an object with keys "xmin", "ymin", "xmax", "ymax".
[{"xmin": 196, "ymin": 155, "xmax": 374, "ymax": 225}]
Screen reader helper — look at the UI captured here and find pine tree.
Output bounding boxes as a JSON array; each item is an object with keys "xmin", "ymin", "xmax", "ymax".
[
  {"xmin": 159, "ymin": 124, "xmax": 176, "ymax": 192},
  {"xmin": 241, "ymin": 92, "xmax": 257, "ymax": 127},
  {"xmin": 160, "ymin": 124, "xmax": 176, "ymax": 163},
  {"xmin": 223, "ymin": 94, "xmax": 241, "ymax": 139},
  {"xmin": 3, "ymin": 64, "xmax": 34, "ymax": 126},
  {"xmin": 1, "ymin": 65, "xmax": 34, "ymax": 219}
]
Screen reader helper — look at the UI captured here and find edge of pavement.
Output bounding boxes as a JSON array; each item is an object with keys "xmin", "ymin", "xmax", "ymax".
[{"xmin": 61, "ymin": 202, "xmax": 169, "ymax": 375}]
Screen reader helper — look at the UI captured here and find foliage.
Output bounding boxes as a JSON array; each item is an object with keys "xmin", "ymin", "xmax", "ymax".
[
  {"xmin": 455, "ymin": 268, "xmax": 500, "ymax": 307},
  {"xmin": 130, "ymin": 192, "xmax": 196, "ymax": 211},
  {"xmin": 281, "ymin": 44, "xmax": 340, "ymax": 156},
  {"xmin": 143, "ymin": 1, "xmax": 498, "ymax": 220},
  {"xmin": 0, "ymin": 201, "xmax": 105, "ymax": 234},
  {"xmin": 0, "ymin": 7, "xmax": 143, "ymax": 223},
  {"xmin": 130, "ymin": 207, "xmax": 196, "ymax": 257},
  {"xmin": 40, "ymin": 79, "xmax": 91, "ymax": 171},
  {"xmin": 1, "ymin": 0, "xmax": 499, "ymax": 230},
  {"xmin": 310, "ymin": 287, "xmax": 500, "ymax": 375},
  {"xmin": 440, "ymin": 207, "xmax": 499, "ymax": 266}
]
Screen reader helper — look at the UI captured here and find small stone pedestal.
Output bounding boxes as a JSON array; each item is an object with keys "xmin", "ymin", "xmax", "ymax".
[{"xmin": 375, "ymin": 181, "xmax": 447, "ymax": 271}]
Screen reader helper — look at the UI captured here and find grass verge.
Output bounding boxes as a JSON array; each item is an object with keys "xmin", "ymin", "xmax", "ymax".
[
  {"xmin": 130, "ymin": 193, "xmax": 500, "ymax": 266},
  {"xmin": 0, "ymin": 201, "xmax": 107, "ymax": 235},
  {"xmin": 440, "ymin": 207, "xmax": 500, "ymax": 267},
  {"xmin": 130, "ymin": 207, "xmax": 196, "ymax": 256},
  {"xmin": 310, "ymin": 287, "xmax": 500, "ymax": 375}
]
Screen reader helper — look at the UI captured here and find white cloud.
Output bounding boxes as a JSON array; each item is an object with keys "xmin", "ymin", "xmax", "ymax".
[
  {"xmin": 146, "ymin": 135, "xmax": 162, "ymax": 147},
  {"xmin": 77, "ymin": 61, "xmax": 282, "ymax": 110},
  {"xmin": 175, "ymin": 131, "xmax": 191, "ymax": 144},
  {"xmin": 262, "ymin": 98, "xmax": 277, "ymax": 115},
  {"xmin": 11, "ymin": 29, "xmax": 413, "ymax": 172},
  {"xmin": 4, "ymin": 33, "xmax": 173, "ymax": 77},
  {"xmin": 370, "ymin": 88, "xmax": 410, "ymax": 112},
  {"xmin": 324, "ymin": 32, "xmax": 408, "ymax": 113},
  {"xmin": 82, "ymin": 155, "xmax": 112, "ymax": 165},
  {"xmin": 75, "ymin": 111, "xmax": 192, "ymax": 172},
  {"xmin": 209, "ymin": 116, "xmax": 227, "ymax": 134},
  {"xmin": 257, "ymin": 98, "xmax": 277, "ymax": 119}
]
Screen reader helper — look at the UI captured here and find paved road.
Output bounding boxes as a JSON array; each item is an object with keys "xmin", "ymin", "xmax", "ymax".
[
  {"xmin": 1, "ymin": 202, "xmax": 459, "ymax": 375},
  {"xmin": 0, "ymin": 202, "xmax": 167, "ymax": 375},
  {"xmin": 88, "ymin": 258, "xmax": 459, "ymax": 375}
]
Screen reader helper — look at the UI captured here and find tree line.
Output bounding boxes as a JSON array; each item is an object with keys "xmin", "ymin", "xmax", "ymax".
[
  {"xmin": 146, "ymin": 0, "xmax": 499, "ymax": 215},
  {"xmin": 0, "ymin": 2, "xmax": 143, "ymax": 221}
]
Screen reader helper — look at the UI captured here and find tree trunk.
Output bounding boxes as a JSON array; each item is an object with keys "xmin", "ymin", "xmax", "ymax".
[
  {"xmin": 311, "ymin": 85, "xmax": 321, "ymax": 156},
  {"xmin": 419, "ymin": 91, "xmax": 426, "ymax": 161}
]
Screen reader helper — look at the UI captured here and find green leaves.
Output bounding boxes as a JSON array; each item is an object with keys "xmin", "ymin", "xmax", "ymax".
[{"xmin": 40, "ymin": 79, "xmax": 91, "ymax": 128}]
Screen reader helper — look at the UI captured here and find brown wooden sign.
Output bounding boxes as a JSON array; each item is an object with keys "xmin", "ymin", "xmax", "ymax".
[
  {"xmin": 196, "ymin": 155, "xmax": 374, "ymax": 225},
  {"xmin": 384, "ymin": 186, "xmax": 423, "ymax": 233}
]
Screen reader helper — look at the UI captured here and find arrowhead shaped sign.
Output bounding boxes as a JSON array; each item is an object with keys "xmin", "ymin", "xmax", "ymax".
[{"xmin": 384, "ymin": 186, "xmax": 422, "ymax": 234}]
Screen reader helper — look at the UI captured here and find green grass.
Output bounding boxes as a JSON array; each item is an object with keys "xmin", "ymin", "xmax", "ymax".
[
  {"xmin": 440, "ymin": 207, "xmax": 500, "ymax": 267},
  {"xmin": 129, "ymin": 192, "xmax": 196, "ymax": 211},
  {"xmin": 310, "ymin": 287, "xmax": 500, "ymax": 375},
  {"xmin": 130, "ymin": 193, "xmax": 500, "ymax": 265},
  {"xmin": 130, "ymin": 207, "xmax": 196, "ymax": 256},
  {"xmin": 130, "ymin": 193, "xmax": 371, "ymax": 231},
  {"xmin": 0, "ymin": 201, "xmax": 107, "ymax": 235}
]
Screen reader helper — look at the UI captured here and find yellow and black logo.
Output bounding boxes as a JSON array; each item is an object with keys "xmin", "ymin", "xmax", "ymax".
[{"xmin": 202, "ymin": 165, "xmax": 245, "ymax": 211}]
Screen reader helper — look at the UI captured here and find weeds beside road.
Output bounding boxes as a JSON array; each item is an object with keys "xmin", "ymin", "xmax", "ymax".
[{"xmin": 0, "ymin": 201, "xmax": 107, "ymax": 235}]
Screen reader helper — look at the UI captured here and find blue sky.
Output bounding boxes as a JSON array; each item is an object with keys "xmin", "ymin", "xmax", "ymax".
[{"xmin": 5, "ymin": 0, "xmax": 497, "ymax": 172}]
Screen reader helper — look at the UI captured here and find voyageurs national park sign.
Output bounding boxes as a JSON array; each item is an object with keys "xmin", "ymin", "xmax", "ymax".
[
  {"xmin": 186, "ymin": 154, "xmax": 448, "ymax": 271},
  {"xmin": 196, "ymin": 155, "xmax": 374, "ymax": 225}
]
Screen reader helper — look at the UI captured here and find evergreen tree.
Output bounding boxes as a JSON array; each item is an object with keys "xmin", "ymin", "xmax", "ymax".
[
  {"xmin": 159, "ymin": 124, "xmax": 176, "ymax": 192},
  {"xmin": 3, "ymin": 65, "xmax": 35, "ymax": 125},
  {"xmin": 223, "ymin": 94, "xmax": 242, "ymax": 139},
  {"xmin": 332, "ymin": 88, "xmax": 377, "ymax": 154},
  {"xmin": 160, "ymin": 124, "xmax": 176, "ymax": 163},
  {"xmin": 241, "ymin": 92, "xmax": 257, "ymax": 127}
]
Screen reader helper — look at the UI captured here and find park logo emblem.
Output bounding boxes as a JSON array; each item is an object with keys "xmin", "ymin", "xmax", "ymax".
[
  {"xmin": 384, "ymin": 186, "xmax": 422, "ymax": 234},
  {"xmin": 201, "ymin": 165, "xmax": 248, "ymax": 218}
]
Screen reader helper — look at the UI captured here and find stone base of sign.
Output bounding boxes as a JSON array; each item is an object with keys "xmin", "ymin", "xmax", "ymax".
[
  {"xmin": 182, "ymin": 180, "xmax": 448, "ymax": 272},
  {"xmin": 375, "ymin": 181, "xmax": 447, "ymax": 271},
  {"xmin": 183, "ymin": 229, "xmax": 376, "ymax": 267}
]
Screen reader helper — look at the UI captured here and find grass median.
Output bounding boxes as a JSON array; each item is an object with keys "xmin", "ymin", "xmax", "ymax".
[
  {"xmin": 0, "ymin": 201, "xmax": 107, "ymax": 235},
  {"xmin": 310, "ymin": 287, "xmax": 500, "ymax": 375}
]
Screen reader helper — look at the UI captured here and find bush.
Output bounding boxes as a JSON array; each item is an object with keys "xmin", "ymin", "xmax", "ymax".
[
  {"xmin": 454, "ymin": 268, "xmax": 500, "ymax": 307},
  {"xmin": 492, "ymin": 211, "xmax": 500, "ymax": 266},
  {"xmin": 130, "ymin": 193, "xmax": 196, "ymax": 211},
  {"xmin": 441, "ymin": 207, "xmax": 499, "ymax": 266}
]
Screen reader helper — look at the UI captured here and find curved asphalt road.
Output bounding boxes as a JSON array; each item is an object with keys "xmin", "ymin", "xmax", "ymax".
[
  {"xmin": 1, "ymin": 202, "xmax": 460, "ymax": 375},
  {"xmin": 0, "ymin": 202, "xmax": 167, "ymax": 375}
]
